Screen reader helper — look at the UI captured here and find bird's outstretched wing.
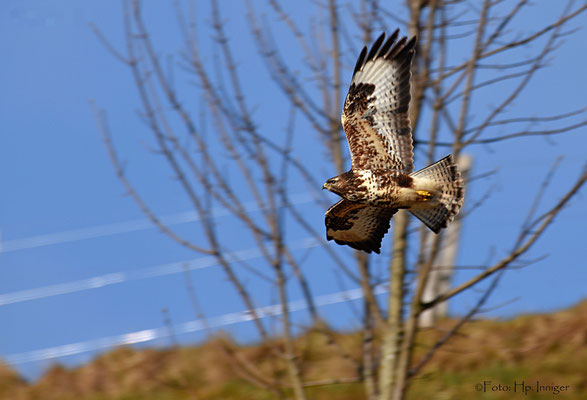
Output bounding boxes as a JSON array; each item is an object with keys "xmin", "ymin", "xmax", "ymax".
[
  {"xmin": 325, "ymin": 199, "xmax": 397, "ymax": 254},
  {"xmin": 341, "ymin": 30, "xmax": 416, "ymax": 173}
]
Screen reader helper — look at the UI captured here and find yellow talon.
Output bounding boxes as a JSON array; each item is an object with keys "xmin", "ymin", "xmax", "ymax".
[{"xmin": 416, "ymin": 190, "xmax": 432, "ymax": 200}]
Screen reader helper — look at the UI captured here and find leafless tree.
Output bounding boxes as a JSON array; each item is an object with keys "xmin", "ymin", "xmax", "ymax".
[{"xmin": 91, "ymin": 1, "xmax": 587, "ymax": 399}]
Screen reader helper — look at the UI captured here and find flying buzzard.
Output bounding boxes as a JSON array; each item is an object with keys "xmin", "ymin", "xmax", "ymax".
[{"xmin": 323, "ymin": 30, "xmax": 464, "ymax": 254}]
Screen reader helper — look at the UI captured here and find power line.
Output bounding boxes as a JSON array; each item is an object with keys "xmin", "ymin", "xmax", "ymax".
[
  {"xmin": 0, "ymin": 193, "xmax": 314, "ymax": 253},
  {"xmin": 0, "ymin": 237, "xmax": 321, "ymax": 306},
  {"xmin": 3, "ymin": 285, "xmax": 387, "ymax": 365}
]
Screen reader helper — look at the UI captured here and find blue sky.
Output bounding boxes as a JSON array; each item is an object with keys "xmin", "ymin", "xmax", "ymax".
[{"xmin": 1, "ymin": 1, "xmax": 586, "ymax": 381}]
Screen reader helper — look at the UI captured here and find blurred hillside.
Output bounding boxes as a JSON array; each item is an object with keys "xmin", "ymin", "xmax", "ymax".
[{"xmin": 2, "ymin": 300, "xmax": 585, "ymax": 400}]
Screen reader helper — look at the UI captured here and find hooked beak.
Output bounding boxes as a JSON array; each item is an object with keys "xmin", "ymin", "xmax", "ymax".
[{"xmin": 322, "ymin": 182, "xmax": 329, "ymax": 190}]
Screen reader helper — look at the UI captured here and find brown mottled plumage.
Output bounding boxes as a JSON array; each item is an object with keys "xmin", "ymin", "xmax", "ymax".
[{"xmin": 323, "ymin": 30, "xmax": 464, "ymax": 254}]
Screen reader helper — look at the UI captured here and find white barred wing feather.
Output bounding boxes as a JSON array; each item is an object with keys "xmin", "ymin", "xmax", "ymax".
[{"xmin": 341, "ymin": 31, "xmax": 416, "ymax": 173}]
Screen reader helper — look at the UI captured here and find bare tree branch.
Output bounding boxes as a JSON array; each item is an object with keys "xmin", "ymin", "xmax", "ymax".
[
  {"xmin": 94, "ymin": 2, "xmax": 587, "ymax": 398},
  {"xmin": 423, "ymin": 166, "xmax": 587, "ymax": 310}
]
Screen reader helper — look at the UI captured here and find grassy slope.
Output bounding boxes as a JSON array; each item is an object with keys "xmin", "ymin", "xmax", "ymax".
[{"xmin": 1, "ymin": 301, "xmax": 585, "ymax": 400}]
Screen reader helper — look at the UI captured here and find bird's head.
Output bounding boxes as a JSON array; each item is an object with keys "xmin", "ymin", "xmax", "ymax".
[
  {"xmin": 322, "ymin": 177, "xmax": 339, "ymax": 191},
  {"xmin": 323, "ymin": 173, "xmax": 356, "ymax": 199}
]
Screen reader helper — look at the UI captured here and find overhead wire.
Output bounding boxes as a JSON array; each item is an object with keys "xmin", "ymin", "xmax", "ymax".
[
  {"xmin": 4, "ymin": 285, "xmax": 387, "ymax": 365},
  {"xmin": 1, "ymin": 191, "xmax": 342, "ymax": 368},
  {"xmin": 0, "ymin": 192, "xmax": 314, "ymax": 253},
  {"xmin": 0, "ymin": 237, "xmax": 322, "ymax": 306}
]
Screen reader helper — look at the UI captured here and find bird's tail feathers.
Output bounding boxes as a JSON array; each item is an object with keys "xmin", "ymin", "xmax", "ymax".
[{"xmin": 409, "ymin": 155, "xmax": 464, "ymax": 233}]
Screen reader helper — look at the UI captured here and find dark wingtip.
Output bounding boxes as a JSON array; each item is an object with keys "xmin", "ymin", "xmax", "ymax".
[
  {"xmin": 379, "ymin": 29, "xmax": 399, "ymax": 58},
  {"xmin": 366, "ymin": 32, "xmax": 386, "ymax": 63},
  {"xmin": 399, "ymin": 35, "xmax": 418, "ymax": 57},
  {"xmin": 354, "ymin": 30, "xmax": 417, "ymax": 76},
  {"xmin": 406, "ymin": 35, "xmax": 418, "ymax": 50},
  {"xmin": 390, "ymin": 28, "xmax": 400, "ymax": 40},
  {"xmin": 386, "ymin": 33, "xmax": 417, "ymax": 62},
  {"xmin": 387, "ymin": 36, "xmax": 407, "ymax": 59},
  {"xmin": 352, "ymin": 46, "xmax": 368, "ymax": 76}
]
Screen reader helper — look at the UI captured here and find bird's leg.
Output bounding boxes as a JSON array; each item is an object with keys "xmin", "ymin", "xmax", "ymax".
[{"xmin": 416, "ymin": 190, "xmax": 432, "ymax": 201}]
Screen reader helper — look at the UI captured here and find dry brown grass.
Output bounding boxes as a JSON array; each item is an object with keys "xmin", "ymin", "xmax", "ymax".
[{"xmin": 1, "ymin": 300, "xmax": 585, "ymax": 399}]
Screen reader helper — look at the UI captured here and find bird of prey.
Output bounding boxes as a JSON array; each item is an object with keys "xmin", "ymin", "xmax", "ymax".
[{"xmin": 323, "ymin": 30, "xmax": 464, "ymax": 254}]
